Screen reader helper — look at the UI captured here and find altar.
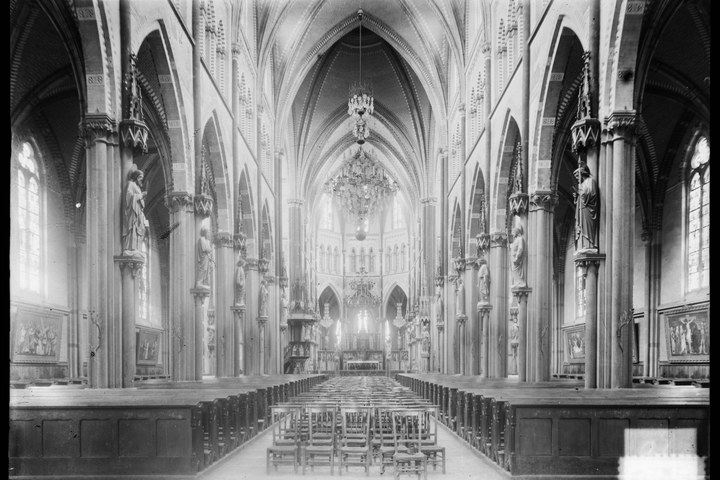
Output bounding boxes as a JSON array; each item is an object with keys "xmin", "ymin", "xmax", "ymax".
[{"xmin": 345, "ymin": 359, "xmax": 381, "ymax": 370}]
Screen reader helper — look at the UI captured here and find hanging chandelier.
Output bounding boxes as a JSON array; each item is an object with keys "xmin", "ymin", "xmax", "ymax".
[
  {"xmin": 347, "ymin": 8, "xmax": 374, "ymax": 143},
  {"xmin": 325, "ymin": 146, "xmax": 398, "ymax": 230}
]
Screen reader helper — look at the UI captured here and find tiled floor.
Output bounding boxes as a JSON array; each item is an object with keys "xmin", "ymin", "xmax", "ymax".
[{"xmin": 198, "ymin": 418, "xmax": 510, "ymax": 480}]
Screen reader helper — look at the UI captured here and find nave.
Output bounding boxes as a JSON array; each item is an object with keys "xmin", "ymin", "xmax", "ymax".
[{"xmin": 199, "ymin": 375, "xmax": 509, "ymax": 480}]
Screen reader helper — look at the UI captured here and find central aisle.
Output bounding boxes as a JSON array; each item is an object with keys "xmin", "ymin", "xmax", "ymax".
[{"xmin": 198, "ymin": 376, "xmax": 510, "ymax": 480}]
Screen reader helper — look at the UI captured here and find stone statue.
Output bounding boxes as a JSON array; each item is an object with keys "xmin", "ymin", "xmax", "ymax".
[
  {"xmin": 421, "ymin": 324, "xmax": 430, "ymax": 354},
  {"xmin": 434, "ymin": 285, "xmax": 443, "ymax": 322},
  {"xmin": 510, "ymin": 224, "xmax": 527, "ymax": 288},
  {"xmin": 509, "ymin": 315, "xmax": 520, "ymax": 372},
  {"xmin": 280, "ymin": 286, "xmax": 289, "ymax": 326},
  {"xmin": 258, "ymin": 279, "xmax": 269, "ymax": 317},
  {"xmin": 234, "ymin": 256, "xmax": 246, "ymax": 306},
  {"xmin": 196, "ymin": 225, "xmax": 214, "ymax": 288},
  {"xmin": 478, "ymin": 260, "xmax": 491, "ymax": 304},
  {"xmin": 122, "ymin": 165, "xmax": 147, "ymax": 254},
  {"xmin": 574, "ymin": 164, "xmax": 600, "ymax": 253},
  {"xmin": 455, "ymin": 276, "xmax": 465, "ymax": 315}
]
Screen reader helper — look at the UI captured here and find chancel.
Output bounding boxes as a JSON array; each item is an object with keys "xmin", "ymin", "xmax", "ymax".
[{"xmin": 9, "ymin": 1, "xmax": 710, "ymax": 479}]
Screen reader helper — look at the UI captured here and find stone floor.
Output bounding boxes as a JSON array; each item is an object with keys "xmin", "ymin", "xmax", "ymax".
[{"xmin": 198, "ymin": 418, "xmax": 510, "ymax": 480}]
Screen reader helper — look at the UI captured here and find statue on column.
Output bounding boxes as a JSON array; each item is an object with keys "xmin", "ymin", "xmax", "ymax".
[
  {"xmin": 122, "ymin": 164, "xmax": 147, "ymax": 255},
  {"xmin": 196, "ymin": 225, "xmax": 214, "ymax": 289},
  {"xmin": 234, "ymin": 256, "xmax": 246, "ymax": 306},
  {"xmin": 510, "ymin": 223, "xmax": 527, "ymax": 288},
  {"xmin": 509, "ymin": 315, "xmax": 520, "ymax": 372},
  {"xmin": 478, "ymin": 260, "xmax": 491, "ymax": 304},
  {"xmin": 258, "ymin": 279, "xmax": 269, "ymax": 317},
  {"xmin": 421, "ymin": 323, "xmax": 430, "ymax": 354},
  {"xmin": 434, "ymin": 284, "xmax": 443, "ymax": 322},
  {"xmin": 280, "ymin": 285, "xmax": 289, "ymax": 326},
  {"xmin": 574, "ymin": 163, "xmax": 600, "ymax": 253}
]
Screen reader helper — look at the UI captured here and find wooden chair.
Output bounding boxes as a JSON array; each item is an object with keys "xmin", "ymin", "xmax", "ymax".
[
  {"xmin": 338, "ymin": 406, "xmax": 371, "ymax": 476},
  {"xmin": 391, "ymin": 409, "xmax": 427, "ymax": 480},
  {"xmin": 373, "ymin": 407, "xmax": 407, "ymax": 474},
  {"xmin": 266, "ymin": 405, "xmax": 302, "ymax": 473},
  {"xmin": 302, "ymin": 405, "xmax": 337, "ymax": 475},
  {"xmin": 418, "ymin": 407, "xmax": 446, "ymax": 474}
]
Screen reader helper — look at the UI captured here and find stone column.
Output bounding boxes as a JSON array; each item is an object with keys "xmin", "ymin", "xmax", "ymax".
[
  {"xmin": 607, "ymin": 111, "xmax": 636, "ymax": 388},
  {"xmin": 214, "ymin": 232, "xmax": 234, "ymax": 377},
  {"xmin": 466, "ymin": 258, "xmax": 480, "ymax": 375},
  {"xmin": 231, "ymin": 305, "xmax": 245, "ymax": 375},
  {"xmin": 576, "ymin": 254, "xmax": 603, "ymax": 388},
  {"xmin": 488, "ymin": 232, "xmax": 508, "ymax": 378},
  {"xmin": 454, "ymin": 258, "xmax": 466, "ymax": 375},
  {"xmin": 115, "ymin": 255, "xmax": 144, "ymax": 387},
  {"xmin": 191, "ymin": 288, "xmax": 210, "ymax": 380},
  {"xmin": 512, "ymin": 287, "xmax": 531, "ymax": 381},
  {"xmin": 83, "ymin": 115, "xmax": 120, "ymax": 388},
  {"xmin": 528, "ymin": 191, "xmax": 557, "ymax": 382},
  {"xmin": 165, "ymin": 193, "xmax": 195, "ymax": 381},
  {"xmin": 434, "ymin": 275, "xmax": 445, "ymax": 373},
  {"xmin": 477, "ymin": 306, "xmax": 491, "ymax": 378}
]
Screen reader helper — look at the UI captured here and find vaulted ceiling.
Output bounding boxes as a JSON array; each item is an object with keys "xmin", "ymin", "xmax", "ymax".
[{"xmin": 257, "ymin": 0, "xmax": 466, "ymax": 209}]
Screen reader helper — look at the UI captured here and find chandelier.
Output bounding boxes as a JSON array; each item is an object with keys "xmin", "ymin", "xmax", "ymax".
[
  {"xmin": 325, "ymin": 146, "xmax": 398, "ymax": 230},
  {"xmin": 345, "ymin": 267, "xmax": 381, "ymax": 307},
  {"xmin": 347, "ymin": 9, "xmax": 374, "ymax": 143}
]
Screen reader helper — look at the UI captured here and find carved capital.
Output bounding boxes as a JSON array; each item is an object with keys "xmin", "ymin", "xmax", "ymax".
[
  {"xmin": 165, "ymin": 192, "xmax": 194, "ymax": 213},
  {"xmin": 574, "ymin": 252, "xmax": 605, "ymax": 271},
  {"xmin": 481, "ymin": 42, "xmax": 492, "ymax": 56},
  {"xmin": 606, "ymin": 110, "xmax": 637, "ymax": 139},
  {"xmin": 214, "ymin": 231, "xmax": 234, "ymax": 248},
  {"xmin": 420, "ymin": 197, "xmax": 437, "ymax": 206},
  {"xmin": 511, "ymin": 286, "xmax": 532, "ymax": 300},
  {"xmin": 82, "ymin": 114, "xmax": 117, "ymax": 146},
  {"xmin": 194, "ymin": 193, "xmax": 214, "ymax": 217},
  {"xmin": 191, "ymin": 287, "xmax": 211, "ymax": 299},
  {"xmin": 490, "ymin": 232, "xmax": 508, "ymax": 248},
  {"xmin": 529, "ymin": 191, "xmax": 559, "ymax": 212},
  {"xmin": 114, "ymin": 254, "xmax": 145, "ymax": 277},
  {"xmin": 456, "ymin": 314, "xmax": 467, "ymax": 326},
  {"xmin": 231, "ymin": 43, "xmax": 242, "ymax": 58},
  {"xmin": 258, "ymin": 256, "xmax": 270, "ymax": 274}
]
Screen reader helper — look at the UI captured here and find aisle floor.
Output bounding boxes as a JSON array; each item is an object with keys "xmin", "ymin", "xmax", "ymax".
[{"xmin": 198, "ymin": 418, "xmax": 510, "ymax": 480}]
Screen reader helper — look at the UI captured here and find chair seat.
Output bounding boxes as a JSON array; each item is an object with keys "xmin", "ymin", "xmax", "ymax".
[
  {"xmin": 268, "ymin": 444, "xmax": 297, "ymax": 452},
  {"xmin": 305, "ymin": 445, "xmax": 334, "ymax": 454},
  {"xmin": 394, "ymin": 452, "xmax": 426, "ymax": 460},
  {"xmin": 340, "ymin": 446, "xmax": 369, "ymax": 453}
]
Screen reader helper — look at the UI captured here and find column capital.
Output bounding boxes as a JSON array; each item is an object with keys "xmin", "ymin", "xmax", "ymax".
[
  {"xmin": 606, "ymin": 110, "xmax": 637, "ymax": 139},
  {"xmin": 490, "ymin": 231, "xmax": 508, "ymax": 248},
  {"xmin": 191, "ymin": 287, "xmax": 211, "ymax": 299},
  {"xmin": 82, "ymin": 114, "xmax": 117, "ymax": 146},
  {"xmin": 574, "ymin": 252, "xmax": 605, "ymax": 270},
  {"xmin": 529, "ymin": 190, "xmax": 559, "ymax": 212},
  {"xmin": 481, "ymin": 42, "xmax": 492, "ymax": 56},
  {"xmin": 420, "ymin": 197, "xmax": 437, "ymax": 206},
  {"xmin": 165, "ymin": 192, "xmax": 194, "ymax": 213},
  {"xmin": 456, "ymin": 314, "xmax": 467, "ymax": 326},
  {"xmin": 214, "ymin": 231, "xmax": 234, "ymax": 248},
  {"xmin": 288, "ymin": 199, "xmax": 304, "ymax": 207},
  {"xmin": 511, "ymin": 286, "xmax": 532, "ymax": 300},
  {"xmin": 114, "ymin": 254, "xmax": 145, "ymax": 277},
  {"xmin": 477, "ymin": 303, "xmax": 493, "ymax": 313},
  {"xmin": 231, "ymin": 43, "xmax": 242, "ymax": 58}
]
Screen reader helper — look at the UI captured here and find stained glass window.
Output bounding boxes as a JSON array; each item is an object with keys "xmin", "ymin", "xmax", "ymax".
[
  {"xmin": 687, "ymin": 136, "xmax": 709, "ymax": 291},
  {"xmin": 16, "ymin": 142, "xmax": 41, "ymax": 292}
]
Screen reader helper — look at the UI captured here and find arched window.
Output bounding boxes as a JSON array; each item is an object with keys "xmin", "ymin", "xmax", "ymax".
[
  {"xmin": 687, "ymin": 136, "xmax": 710, "ymax": 291},
  {"xmin": 369, "ymin": 248, "xmax": 375, "ymax": 273},
  {"xmin": 334, "ymin": 247, "xmax": 339, "ymax": 273},
  {"xmin": 394, "ymin": 245, "xmax": 399, "ymax": 273},
  {"xmin": 359, "ymin": 247, "xmax": 366, "ymax": 271},
  {"xmin": 16, "ymin": 141, "xmax": 42, "ymax": 293},
  {"xmin": 386, "ymin": 247, "xmax": 392, "ymax": 271},
  {"xmin": 350, "ymin": 248, "xmax": 357, "ymax": 273},
  {"xmin": 319, "ymin": 245, "xmax": 325, "ymax": 272},
  {"xmin": 401, "ymin": 244, "xmax": 406, "ymax": 271}
]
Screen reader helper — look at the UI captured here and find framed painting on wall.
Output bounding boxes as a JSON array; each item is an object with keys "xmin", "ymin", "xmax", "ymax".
[
  {"xmin": 664, "ymin": 306, "xmax": 709, "ymax": 363},
  {"xmin": 136, "ymin": 327, "xmax": 161, "ymax": 365},
  {"xmin": 564, "ymin": 324, "xmax": 586, "ymax": 363},
  {"xmin": 11, "ymin": 308, "xmax": 63, "ymax": 364}
]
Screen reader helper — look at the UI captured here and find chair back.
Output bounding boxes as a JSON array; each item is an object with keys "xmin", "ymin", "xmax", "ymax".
[
  {"xmin": 391, "ymin": 409, "xmax": 425, "ymax": 453},
  {"xmin": 269, "ymin": 404, "xmax": 302, "ymax": 446},
  {"xmin": 339, "ymin": 406, "xmax": 371, "ymax": 448},
  {"xmin": 305, "ymin": 405, "xmax": 337, "ymax": 447}
]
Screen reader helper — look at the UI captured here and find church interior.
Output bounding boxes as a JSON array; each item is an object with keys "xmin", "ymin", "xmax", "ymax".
[{"xmin": 9, "ymin": 0, "xmax": 709, "ymax": 478}]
